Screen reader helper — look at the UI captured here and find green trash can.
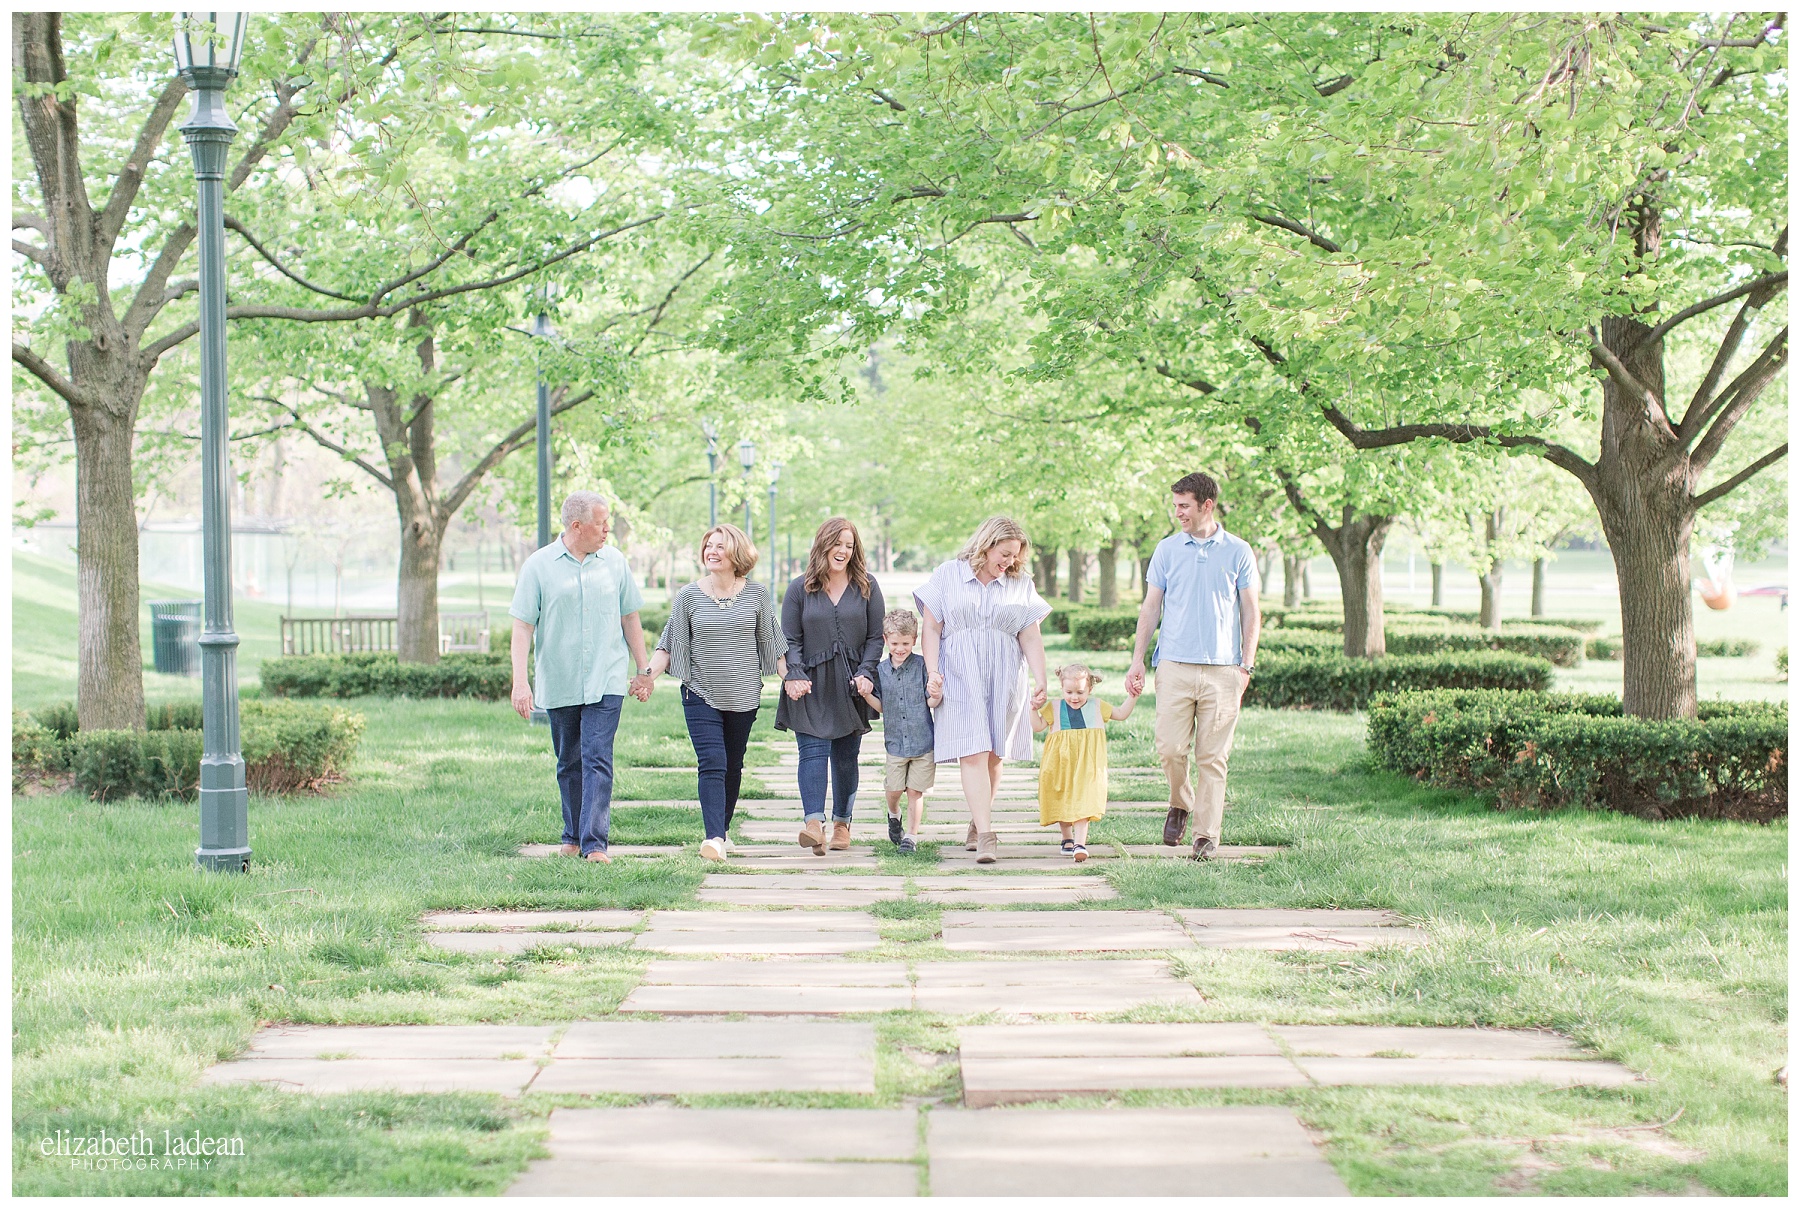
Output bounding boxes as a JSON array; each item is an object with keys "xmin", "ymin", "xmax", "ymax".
[{"xmin": 148, "ymin": 600, "xmax": 203, "ymax": 676}]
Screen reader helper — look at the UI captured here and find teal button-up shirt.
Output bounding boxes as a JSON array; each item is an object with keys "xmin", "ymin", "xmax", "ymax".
[{"xmin": 509, "ymin": 538, "xmax": 644, "ymax": 709}]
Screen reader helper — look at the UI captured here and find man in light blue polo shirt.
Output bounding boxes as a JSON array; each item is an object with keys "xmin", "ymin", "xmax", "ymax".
[
  {"xmin": 1125, "ymin": 471, "xmax": 1262, "ymax": 861},
  {"xmin": 509, "ymin": 492, "xmax": 650, "ymax": 863}
]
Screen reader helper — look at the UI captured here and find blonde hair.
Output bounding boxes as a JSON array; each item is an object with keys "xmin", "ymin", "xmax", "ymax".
[
  {"xmin": 698, "ymin": 523, "xmax": 758, "ymax": 578},
  {"xmin": 956, "ymin": 515, "xmax": 1032, "ymax": 578},
  {"xmin": 1056, "ymin": 663, "xmax": 1103, "ymax": 691},
  {"xmin": 803, "ymin": 517, "xmax": 872, "ymax": 598},
  {"xmin": 883, "ymin": 608, "xmax": 919, "ymax": 638}
]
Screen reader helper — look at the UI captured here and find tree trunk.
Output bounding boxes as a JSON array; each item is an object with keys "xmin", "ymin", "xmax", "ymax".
[
  {"xmin": 1301, "ymin": 561, "xmax": 1313, "ymax": 600},
  {"xmin": 396, "ymin": 503, "xmax": 446, "ymax": 664},
  {"xmin": 1035, "ymin": 547, "xmax": 1059, "ymax": 596},
  {"xmin": 1430, "ymin": 562, "xmax": 1444, "ymax": 607},
  {"xmin": 1097, "ymin": 540, "xmax": 1120, "ymax": 608},
  {"xmin": 1255, "ymin": 546, "xmax": 1277, "ymax": 595},
  {"xmin": 1313, "ymin": 512, "xmax": 1392, "ymax": 657},
  {"xmin": 1476, "ymin": 510, "xmax": 1504, "ymax": 631},
  {"xmin": 1066, "ymin": 548, "xmax": 1086, "ymax": 603},
  {"xmin": 1282, "ymin": 551, "xmax": 1303, "ymax": 608},
  {"xmin": 70, "ymin": 402, "xmax": 149, "ymax": 730},
  {"xmin": 1531, "ymin": 558, "xmax": 1547, "ymax": 617}
]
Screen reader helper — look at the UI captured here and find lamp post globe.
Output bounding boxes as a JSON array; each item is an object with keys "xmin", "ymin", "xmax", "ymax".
[{"xmin": 174, "ymin": 11, "xmax": 250, "ymax": 872}]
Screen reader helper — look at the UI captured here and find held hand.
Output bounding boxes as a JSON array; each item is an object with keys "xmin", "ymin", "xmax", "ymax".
[
  {"xmin": 1125, "ymin": 663, "xmax": 1147, "ymax": 698},
  {"xmin": 511, "ymin": 682, "xmax": 534, "ymax": 721},
  {"xmin": 851, "ymin": 675, "xmax": 873, "ymax": 697},
  {"xmin": 629, "ymin": 674, "xmax": 654, "ymax": 702},
  {"xmin": 1125, "ymin": 678, "xmax": 1145, "ymax": 699},
  {"xmin": 1029, "ymin": 683, "xmax": 1048, "ymax": 711},
  {"xmin": 927, "ymin": 688, "xmax": 943, "ymax": 708},
  {"xmin": 927, "ymin": 671, "xmax": 944, "ymax": 697},
  {"xmin": 785, "ymin": 679, "xmax": 812, "ymax": 701}
]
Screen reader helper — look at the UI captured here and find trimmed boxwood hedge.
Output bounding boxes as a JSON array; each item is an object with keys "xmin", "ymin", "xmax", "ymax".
[
  {"xmin": 1696, "ymin": 637, "xmax": 1759, "ymax": 658},
  {"xmin": 1367, "ymin": 689, "xmax": 1786, "ymax": 821},
  {"xmin": 1043, "ymin": 600, "xmax": 1093, "ymax": 635},
  {"xmin": 262, "ymin": 651, "xmax": 511, "ymax": 699},
  {"xmin": 1262, "ymin": 621, "xmax": 1586, "ymax": 666},
  {"xmin": 14, "ymin": 699, "xmax": 365, "ymax": 801},
  {"xmin": 1068, "ymin": 608, "xmax": 1142, "ymax": 650},
  {"xmin": 1243, "ymin": 651, "xmax": 1554, "ymax": 711},
  {"xmin": 1421, "ymin": 608, "xmax": 1605, "ymax": 633}
]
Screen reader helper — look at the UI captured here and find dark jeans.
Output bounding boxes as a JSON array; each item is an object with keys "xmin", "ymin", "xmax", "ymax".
[
  {"xmin": 797, "ymin": 731, "xmax": 862, "ymax": 822},
  {"xmin": 682, "ymin": 686, "xmax": 758, "ymax": 840},
  {"xmin": 546, "ymin": 696, "xmax": 624, "ymax": 855}
]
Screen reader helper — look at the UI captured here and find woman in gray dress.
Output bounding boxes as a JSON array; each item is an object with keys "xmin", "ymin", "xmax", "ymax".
[{"xmin": 777, "ymin": 518, "xmax": 886, "ymax": 854}]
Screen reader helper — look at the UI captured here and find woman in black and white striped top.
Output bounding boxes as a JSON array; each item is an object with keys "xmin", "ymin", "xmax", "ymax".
[{"xmin": 641, "ymin": 524, "xmax": 788, "ymax": 860}]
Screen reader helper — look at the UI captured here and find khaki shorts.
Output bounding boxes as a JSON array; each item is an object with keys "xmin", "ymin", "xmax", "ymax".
[{"xmin": 884, "ymin": 754, "xmax": 937, "ymax": 794}]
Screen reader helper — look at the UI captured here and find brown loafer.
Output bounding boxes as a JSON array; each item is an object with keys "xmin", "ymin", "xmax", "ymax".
[
  {"xmin": 798, "ymin": 818, "xmax": 826, "ymax": 854},
  {"xmin": 1162, "ymin": 807, "xmax": 1190, "ymax": 847},
  {"xmin": 1190, "ymin": 836, "xmax": 1219, "ymax": 862},
  {"xmin": 829, "ymin": 821, "xmax": 852, "ymax": 851},
  {"xmin": 584, "ymin": 849, "xmax": 612, "ymax": 864},
  {"xmin": 964, "ymin": 821, "xmax": 979, "ymax": 851}
]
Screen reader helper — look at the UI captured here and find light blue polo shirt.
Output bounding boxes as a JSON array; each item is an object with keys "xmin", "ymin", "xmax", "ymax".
[
  {"xmin": 509, "ymin": 538, "xmax": 644, "ymax": 709},
  {"xmin": 1146, "ymin": 525, "xmax": 1257, "ymax": 667}
]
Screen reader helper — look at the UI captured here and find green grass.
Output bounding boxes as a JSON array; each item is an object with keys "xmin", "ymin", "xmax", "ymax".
[{"xmin": 12, "ymin": 567, "xmax": 1787, "ymax": 1195}]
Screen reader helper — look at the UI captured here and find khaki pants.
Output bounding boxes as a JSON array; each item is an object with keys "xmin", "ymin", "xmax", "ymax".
[{"xmin": 1153, "ymin": 662, "xmax": 1243, "ymax": 843}]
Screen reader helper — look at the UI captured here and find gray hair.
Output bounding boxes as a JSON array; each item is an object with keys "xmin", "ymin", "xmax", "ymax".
[{"xmin": 560, "ymin": 491, "xmax": 609, "ymax": 527}]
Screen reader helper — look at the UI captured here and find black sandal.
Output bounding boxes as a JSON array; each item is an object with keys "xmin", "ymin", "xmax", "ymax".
[{"xmin": 1060, "ymin": 838, "xmax": 1076, "ymax": 854}]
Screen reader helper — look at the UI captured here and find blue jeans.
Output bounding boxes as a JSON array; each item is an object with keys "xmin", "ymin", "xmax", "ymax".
[
  {"xmin": 797, "ymin": 731, "xmax": 861, "ymax": 822},
  {"xmin": 682, "ymin": 686, "xmax": 758, "ymax": 840},
  {"xmin": 546, "ymin": 696, "xmax": 623, "ymax": 855}
]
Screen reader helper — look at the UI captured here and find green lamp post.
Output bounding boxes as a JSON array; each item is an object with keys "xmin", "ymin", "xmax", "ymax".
[{"xmin": 174, "ymin": 11, "xmax": 251, "ymax": 872}]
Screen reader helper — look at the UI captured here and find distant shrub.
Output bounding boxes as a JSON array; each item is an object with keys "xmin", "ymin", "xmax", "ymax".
[
  {"xmin": 1244, "ymin": 651, "xmax": 1554, "ymax": 711},
  {"xmin": 261, "ymin": 652, "xmax": 510, "ymax": 700},
  {"xmin": 1697, "ymin": 638, "xmax": 1758, "ymax": 658},
  {"xmin": 1778, "ymin": 648, "xmax": 1788, "ymax": 679},
  {"xmin": 1367, "ymin": 689, "xmax": 1786, "ymax": 822},
  {"xmin": 1418, "ymin": 608, "xmax": 1604, "ymax": 633},
  {"xmin": 1043, "ymin": 600, "xmax": 1093, "ymax": 635},
  {"xmin": 636, "ymin": 604, "xmax": 670, "ymax": 641},
  {"xmin": 1586, "ymin": 636, "xmax": 1624, "ymax": 661},
  {"xmin": 1265, "ymin": 621, "xmax": 1585, "ymax": 666},
  {"xmin": 1068, "ymin": 608, "xmax": 1142, "ymax": 651}
]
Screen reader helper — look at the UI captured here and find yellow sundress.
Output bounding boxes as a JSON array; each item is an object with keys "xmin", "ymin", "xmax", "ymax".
[{"xmin": 1036, "ymin": 699, "xmax": 1112, "ymax": 825}]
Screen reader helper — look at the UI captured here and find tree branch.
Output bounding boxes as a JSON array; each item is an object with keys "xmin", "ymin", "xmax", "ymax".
[
  {"xmin": 1318, "ymin": 403, "xmax": 1597, "ymax": 485},
  {"xmin": 12, "ymin": 342, "xmax": 86, "ymax": 408},
  {"xmin": 915, "ymin": 13, "xmax": 975, "ymax": 39},
  {"xmin": 439, "ymin": 387, "xmax": 595, "ymax": 519},
  {"xmin": 12, "ymin": 238, "xmax": 53, "ymax": 270},
  {"xmin": 1637, "ymin": 270, "xmax": 1788, "ymax": 350},
  {"xmin": 871, "ymin": 88, "xmax": 906, "ymax": 111},
  {"xmin": 12, "ymin": 214, "xmax": 49, "ymax": 235},
  {"xmin": 257, "ymin": 395, "xmax": 394, "ymax": 490},
  {"xmin": 1681, "ymin": 324, "xmax": 1788, "ymax": 450},
  {"xmin": 1026, "ymin": 71, "xmax": 1168, "ymax": 140},
  {"xmin": 1249, "ymin": 210, "xmax": 1341, "ymax": 253},
  {"xmin": 224, "ymin": 215, "xmax": 360, "ymax": 301},
  {"xmin": 1693, "ymin": 444, "xmax": 1787, "ymax": 509},
  {"xmin": 625, "ymin": 252, "xmax": 713, "ymax": 357},
  {"xmin": 1588, "ymin": 328, "xmax": 1677, "ymax": 442},
  {"xmin": 1173, "ymin": 66, "xmax": 1230, "ymax": 87},
  {"xmin": 1690, "ymin": 328, "xmax": 1788, "ymax": 472},
  {"xmin": 95, "ymin": 75, "xmax": 189, "ymax": 249},
  {"xmin": 1314, "ymin": 73, "xmax": 1355, "ymax": 96}
]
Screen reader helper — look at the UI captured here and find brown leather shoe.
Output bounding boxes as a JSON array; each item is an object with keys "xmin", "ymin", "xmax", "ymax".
[
  {"xmin": 798, "ymin": 818, "xmax": 826, "ymax": 854},
  {"xmin": 974, "ymin": 831, "xmax": 999, "ymax": 864},
  {"xmin": 584, "ymin": 849, "xmax": 612, "ymax": 864},
  {"xmin": 964, "ymin": 821, "xmax": 979, "ymax": 851},
  {"xmin": 559, "ymin": 844, "xmax": 580, "ymax": 857},
  {"xmin": 829, "ymin": 821, "xmax": 852, "ymax": 850},
  {"xmin": 1162, "ymin": 807, "xmax": 1190, "ymax": 847},
  {"xmin": 1190, "ymin": 836, "xmax": 1219, "ymax": 862}
]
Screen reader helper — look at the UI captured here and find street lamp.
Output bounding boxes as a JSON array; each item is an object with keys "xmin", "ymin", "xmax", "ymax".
[
  {"xmin": 532, "ymin": 287, "xmax": 557, "ymax": 550},
  {"xmin": 768, "ymin": 462, "xmax": 783, "ymax": 586},
  {"xmin": 174, "ymin": 11, "xmax": 251, "ymax": 873},
  {"xmin": 701, "ymin": 418, "xmax": 719, "ymax": 527},
  {"xmin": 738, "ymin": 439, "xmax": 756, "ymax": 535}
]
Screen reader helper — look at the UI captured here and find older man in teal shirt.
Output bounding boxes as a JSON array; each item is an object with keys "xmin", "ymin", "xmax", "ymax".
[{"xmin": 510, "ymin": 492, "xmax": 651, "ymax": 863}]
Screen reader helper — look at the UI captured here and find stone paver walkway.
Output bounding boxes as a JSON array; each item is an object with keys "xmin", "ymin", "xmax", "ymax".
[
  {"xmin": 957, "ymin": 1023, "xmax": 1638, "ymax": 1105},
  {"xmin": 635, "ymin": 910, "xmax": 882, "ymax": 954},
  {"xmin": 928, "ymin": 1107, "xmax": 1349, "ymax": 1196},
  {"xmin": 506, "ymin": 1107, "xmax": 919, "ymax": 1197},
  {"xmin": 422, "ymin": 909, "xmax": 641, "ymax": 954},
  {"xmin": 697, "ymin": 874, "xmax": 1117, "ymax": 906},
  {"xmin": 517, "ymin": 843, "xmax": 683, "ymax": 859},
  {"xmin": 941, "ymin": 909, "xmax": 1196, "ymax": 952},
  {"xmin": 1179, "ymin": 908, "xmax": 1428, "ymax": 950}
]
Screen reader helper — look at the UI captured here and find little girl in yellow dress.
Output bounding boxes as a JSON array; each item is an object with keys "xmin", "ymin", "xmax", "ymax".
[{"xmin": 1032, "ymin": 663, "xmax": 1141, "ymax": 862}]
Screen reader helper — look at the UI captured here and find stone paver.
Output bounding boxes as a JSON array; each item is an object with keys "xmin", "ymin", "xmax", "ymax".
[
  {"xmin": 636, "ymin": 910, "xmax": 881, "ymax": 954},
  {"xmin": 423, "ymin": 909, "xmax": 641, "ymax": 931},
  {"xmin": 634, "ymin": 960, "xmax": 912, "ymax": 986},
  {"xmin": 1177, "ymin": 908, "xmax": 1428, "ymax": 951},
  {"xmin": 927, "ymin": 1107, "xmax": 1349, "ymax": 1196},
  {"xmin": 909, "ymin": 877, "xmax": 1117, "ymax": 905},
  {"xmin": 724, "ymin": 847, "xmax": 882, "ymax": 871},
  {"xmin": 694, "ymin": 874, "xmax": 1117, "ymax": 907},
  {"xmin": 506, "ymin": 1107, "xmax": 917, "ymax": 1197},
  {"xmin": 425, "ymin": 931, "xmax": 635, "ymax": 954},
  {"xmin": 1114, "ymin": 844, "xmax": 1287, "ymax": 860},
  {"xmin": 1271, "ymin": 1024, "xmax": 1584, "ymax": 1059},
  {"xmin": 1293, "ymin": 1057, "xmax": 1640, "ymax": 1087},
  {"xmin": 622, "ymin": 957, "xmax": 912, "ymax": 1014},
  {"xmin": 911, "ymin": 959, "xmax": 1203, "ymax": 1015},
  {"xmin": 534, "ymin": 1021, "xmax": 875, "ymax": 1094},
  {"xmin": 203, "ymin": 1057, "xmax": 539, "ymax": 1096},
  {"xmin": 241, "ymin": 1023, "xmax": 558, "ymax": 1059},
  {"xmin": 941, "ymin": 910, "xmax": 1194, "ymax": 952},
  {"xmin": 938, "ymin": 844, "xmax": 1116, "ymax": 862},
  {"xmin": 517, "ymin": 844, "xmax": 683, "ymax": 859}
]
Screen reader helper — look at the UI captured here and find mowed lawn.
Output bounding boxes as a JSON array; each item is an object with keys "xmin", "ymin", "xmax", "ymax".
[{"xmin": 11, "ymin": 559, "xmax": 1787, "ymax": 1196}]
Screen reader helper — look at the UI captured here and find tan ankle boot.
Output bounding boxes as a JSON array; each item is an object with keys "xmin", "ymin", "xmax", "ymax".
[
  {"xmin": 829, "ymin": 821, "xmax": 852, "ymax": 850},
  {"xmin": 975, "ymin": 831, "xmax": 999, "ymax": 864},
  {"xmin": 798, "ymin": 818, "xmax": 825, "ymax": 854},
  {"xmin": 964, "ymin": 821, "xmax": 979, "ymax": 851}
]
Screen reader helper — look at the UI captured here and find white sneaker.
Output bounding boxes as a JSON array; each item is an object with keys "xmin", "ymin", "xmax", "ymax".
[
  {"xmin": 722, "ymin": 835, "xmax": 735, "ymax": 854},
  {"xmin": 700, "ymin": 837, "xmax": 727, "ymax": 862}
]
